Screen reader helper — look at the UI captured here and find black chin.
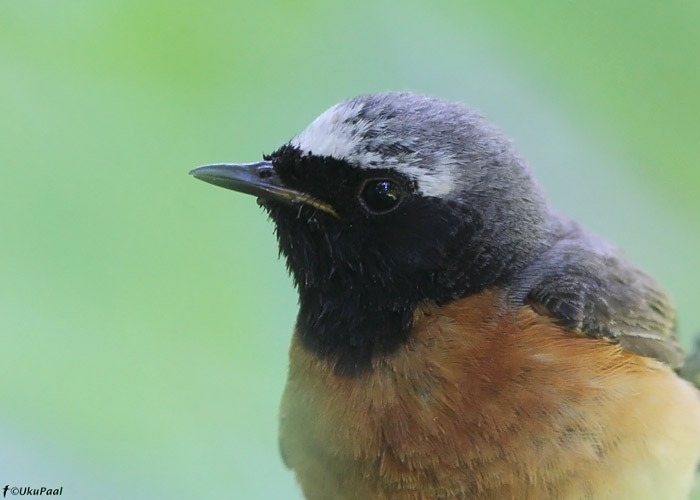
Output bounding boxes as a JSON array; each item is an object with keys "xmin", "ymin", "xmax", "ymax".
[
  {"xmin": 261, "ymin": 146, "xmax": 534, "ymax": 376},
  {"xmin": 266, "ymin": 196, "xmax": 514, "ymax": 376}
]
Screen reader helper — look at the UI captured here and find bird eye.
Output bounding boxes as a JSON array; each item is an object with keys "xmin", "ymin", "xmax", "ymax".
[{"xmin": 359, "ymin": 179, "xmax": 403, "ymax": 214}]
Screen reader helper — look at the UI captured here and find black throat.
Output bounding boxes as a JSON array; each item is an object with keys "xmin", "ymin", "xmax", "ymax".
[
  {"xmin": 263, "ymin": 146, "xmax": 544, "ymax": 376},
  {"xmin": 266, "ymin": 203, "xmax": 421, "ymax": 376},
  {"xmin": 296, "ymin": 281, "xmax": 416, "ymax": 377},
  {"xmin": 266, "ymin": 199, "xmax": 523, "ymax": 377}
]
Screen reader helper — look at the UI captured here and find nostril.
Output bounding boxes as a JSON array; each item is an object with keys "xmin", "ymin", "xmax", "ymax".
[{"xmin": 257, "ymin": 165, "xmax": 274, "ymax": 179}]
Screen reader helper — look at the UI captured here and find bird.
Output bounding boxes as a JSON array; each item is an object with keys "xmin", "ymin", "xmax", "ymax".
[{"xmin": 190, "ymin": 92, "xmax": 700, "ymax": 500}]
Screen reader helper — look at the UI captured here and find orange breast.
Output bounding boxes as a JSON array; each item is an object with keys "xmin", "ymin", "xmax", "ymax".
[{"xmin": 279, "ymin": 290, "xmax": 700, "ymax": 500}]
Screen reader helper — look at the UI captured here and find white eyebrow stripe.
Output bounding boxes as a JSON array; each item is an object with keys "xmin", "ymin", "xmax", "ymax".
[
  {"xmin": 290, "ymin": 103, "xmax": 461, "ymax": 198},
  {"xmin": 402, "ymin": 165, "xmax": 457, "ymax": 197}
]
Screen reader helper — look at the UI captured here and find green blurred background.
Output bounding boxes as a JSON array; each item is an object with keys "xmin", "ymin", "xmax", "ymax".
[{"xmin": 2, "ymin": 1, "xmax": 699, "ymax": 498}]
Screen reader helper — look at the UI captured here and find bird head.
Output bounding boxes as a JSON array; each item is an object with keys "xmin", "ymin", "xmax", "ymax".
[{"xmin": 191, "ymin": 92, "xmax": 550, "ymax": 373}]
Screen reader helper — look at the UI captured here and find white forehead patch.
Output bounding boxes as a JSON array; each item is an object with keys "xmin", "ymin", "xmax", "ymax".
[
  {"xmin": 290, "ymin": 101, "xmax": 365, "ymax": 159},
  {"xmin": 290, "ymin": 102, "xmax": 459, "ymax": 198}
]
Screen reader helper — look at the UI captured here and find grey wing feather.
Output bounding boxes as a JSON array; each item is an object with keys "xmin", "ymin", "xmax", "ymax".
[{"xmin": 513, "ymin": 219, "xmax": 684, "ymax": 368}]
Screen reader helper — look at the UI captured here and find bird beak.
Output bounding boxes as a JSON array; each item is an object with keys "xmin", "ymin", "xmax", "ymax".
[{"xmin": 189, "ymin": 161, "xmax": 339, "ymax": 217}]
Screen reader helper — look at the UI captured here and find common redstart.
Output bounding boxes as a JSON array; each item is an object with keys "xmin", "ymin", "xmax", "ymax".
[{"xmin": 191, "ymin": 92, "xmax": 700, "ymax": 499}]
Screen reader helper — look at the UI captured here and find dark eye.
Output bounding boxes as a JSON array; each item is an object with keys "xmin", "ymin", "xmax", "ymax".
[{"xmin": 360, "ymin": 179, "xmax": 403, "ymax": 214}]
